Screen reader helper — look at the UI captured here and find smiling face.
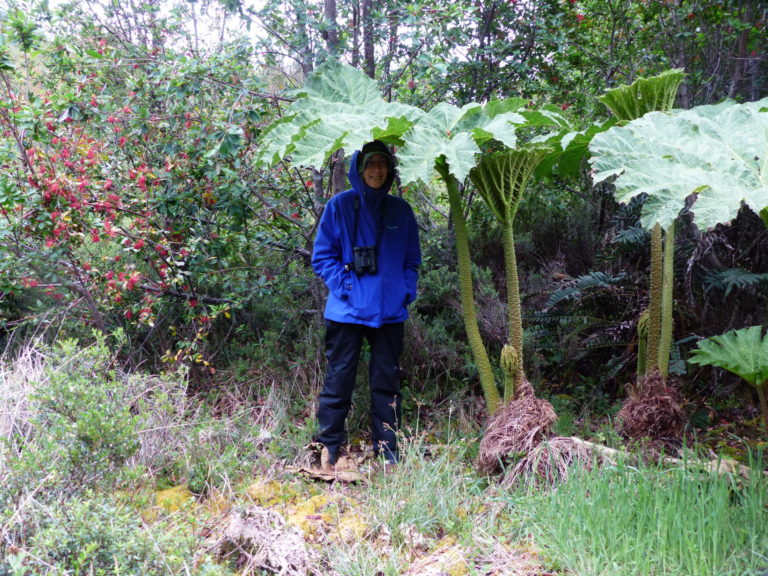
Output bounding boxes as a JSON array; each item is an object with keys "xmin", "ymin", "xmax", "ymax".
[{"xmin": 361, "ymin": 153, "xmax": 389, "ymax": 189}]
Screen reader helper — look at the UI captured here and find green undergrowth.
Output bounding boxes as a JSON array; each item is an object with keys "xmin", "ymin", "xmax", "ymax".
[
  {"xmin": 521, "ymin": 453, "xmax": 768, "ymax": 576},
  {"xmin": 1, "ymin": 338, "xmax": 767, "ymax": 575}
]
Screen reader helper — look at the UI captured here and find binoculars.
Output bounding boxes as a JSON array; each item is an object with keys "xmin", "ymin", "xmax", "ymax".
[{"xmin": 350, "ymin": 245, "xmax": 377, "ymax": 275}]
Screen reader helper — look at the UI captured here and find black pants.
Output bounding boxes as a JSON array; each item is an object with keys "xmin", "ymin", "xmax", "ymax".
[{"xmin": 316, "ymin": 320, "xmax": 404, "ymax": 463}]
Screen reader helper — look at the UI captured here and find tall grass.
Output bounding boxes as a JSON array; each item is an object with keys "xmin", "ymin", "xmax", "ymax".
[
  {"xmin": 523, "ymin": 453, "xmax": 768, "ymax": 576},
  {"xmin": 366, "ymin": 435, "xmax": 486, "ymax": 544}
]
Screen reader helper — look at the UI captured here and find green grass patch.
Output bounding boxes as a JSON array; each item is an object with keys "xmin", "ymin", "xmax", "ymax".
[{"xmin": 523, "ymin": 454, "xmax": 768, "ymax": 576}]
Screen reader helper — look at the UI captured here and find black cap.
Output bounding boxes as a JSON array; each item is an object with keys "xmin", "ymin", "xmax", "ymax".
[{"xmin": 358, "ymin": 140, "xmax": 394, "ymax": 174}]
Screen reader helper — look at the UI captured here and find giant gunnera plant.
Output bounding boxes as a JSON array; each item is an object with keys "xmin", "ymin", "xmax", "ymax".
[
  {"xmin": 591, "ymin": 92, "xmax": 768, "ymax": 439},
  {"xmin": 469, "ymin": 146, "xmax": 560, "ymax": 476},
  {"xmin": 590, "ymin": 86, "xmax": 768, "ymax": 435},
  {"xmin": 469, "ymin": 146, "xmax": 551, "ymax": 401}
]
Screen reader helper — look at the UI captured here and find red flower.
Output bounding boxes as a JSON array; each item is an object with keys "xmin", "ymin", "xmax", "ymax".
[
  {"xmin": 576, "ymin": 13, "xmax": 584, "ymax": 22},
  {"xmin": 126, "ymin": 273, "xmax": 140, "ymax": 290}
]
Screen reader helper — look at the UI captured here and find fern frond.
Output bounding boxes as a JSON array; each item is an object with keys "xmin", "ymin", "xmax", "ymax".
[
  {"xmin": 545, "ymin": 271, "xmax": 627, "ymax": 310},
  {"xmin": 612, "ymin": 226, "xmax": 649, "ymax": 247},
  {"xmin": 704, "ymin": 268, "xmax": 768, "ymax": 299}
]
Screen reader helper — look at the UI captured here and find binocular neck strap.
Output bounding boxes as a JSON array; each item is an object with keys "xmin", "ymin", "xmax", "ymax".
[{"xmin": 352, "ymin": 194, "xmax": 388, "ymax": 249}]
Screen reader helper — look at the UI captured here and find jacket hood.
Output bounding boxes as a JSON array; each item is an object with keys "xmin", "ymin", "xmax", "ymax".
[{"xmin": 348, "ymin": 144, "xmax": 396, "ymax": 197}]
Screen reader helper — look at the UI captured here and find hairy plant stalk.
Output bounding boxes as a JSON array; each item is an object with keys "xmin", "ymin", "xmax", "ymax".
[
  {"xmin": 437, "ymin": 162, "xmax": 500, "ymax": 414},
  {"xmin": 501, "ymin": 221, "xmax": 522, "ymax": 357},
  {"xmin": 645, "ymin": 223, "xmax": 663, "ymax": 376},
  {"xmin": 757, "ymin": 383, "xmax": 768, "ymax": 430},
  {"xmin": 658, "ymin": 222, "xmax": 675, "ymax": 381},
  {"xmin": 469, "ymin": 148, "xmax": 549, "ymax": 401},
  {"xmin": 502, "ymin": 221, "xmax": 523, "ymax": 400},
  {"xmin": 636, "ymin": 309, "xmax": 649, "ymax": 381}
]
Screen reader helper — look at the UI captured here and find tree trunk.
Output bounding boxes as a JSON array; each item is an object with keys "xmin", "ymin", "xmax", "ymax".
[
  {"xmin": 330, "ymin": 149, "xmax": 346, "ymax": 195},
  {"xmin": 350, "ymin": 3, "xmax": 360, "ymax": 68},
  {"xmin": 295, "ymin": 2, "xmax": 314, "ymax": 78},
  {"xmin": 728, "ymin": 0, "xmax": 752, "ymax": 99},
  {"xmin": 381, "ymin": 3, "xmax": 399, "ymax": 97},
  {"xmin": 362, "ymin": 0, "xmax": 375, "ymax": 78},
  {"xmin": 323, "ymin": 0, "xmax": 339, "ymax": 56}
]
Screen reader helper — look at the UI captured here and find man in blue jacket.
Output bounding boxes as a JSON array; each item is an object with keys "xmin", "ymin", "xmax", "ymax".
[{"xmin": 311, "ymin": 140, "xmax": 421, "ymax": 468}]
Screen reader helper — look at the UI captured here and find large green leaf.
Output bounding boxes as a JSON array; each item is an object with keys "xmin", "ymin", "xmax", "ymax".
[
  {"xmin": 255, "ymin": 62, "xmax": 423, "ymax": 168},
  {"xmin": 257, "ymin": 62, "xmax": 570, "ymax": 185},
  {"xmin": 397, "ymin": 104, "xmax": 482, "ymax": 185},
  {"xmin": 598, "ymin": 69, "xmax": 685, "ymax": 121},
  {"xmin": 397, "ymin": 100, "xmax": 564, "ymax": 185},
  {"xmin": 689, "ymin": 326, "xmax": 768, "ymax": 387},
  {"xmin": 590, "ymin": 98, "xmax": 768, "ymax": 230},
  {"xmin": 470, "ymin": 146, "xmax": 551, "ymax": 224},
  {"xmin": 535, "ymin": 121, "xmax": 616, "ymax": 180}
]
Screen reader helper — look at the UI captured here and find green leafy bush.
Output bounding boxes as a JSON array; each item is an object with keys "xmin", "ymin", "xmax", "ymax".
[
  {"xmin": 4, "ymin": 492, "xmax": 226, "ymax": 576},
  {"xmin": 3, "ymin": 337, "xmax": 139, "ymax": 510},
  {"xmin": 689, "ymin": 326, "xmax": 768, "ymax": 429}
]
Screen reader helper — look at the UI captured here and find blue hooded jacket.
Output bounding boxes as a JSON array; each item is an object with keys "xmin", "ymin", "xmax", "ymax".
[{"xmin": 311, "ymin": 145, "xmax": 421, "ymax": 328}]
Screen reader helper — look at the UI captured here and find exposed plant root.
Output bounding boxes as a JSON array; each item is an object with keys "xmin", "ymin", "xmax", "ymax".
[
  {"xmin": 615, "ymin": 370, "xmax": 684, "ymax": 444},
  {"xmin": 502, "ymin": 435, "xmax": 766, "ymax": 489},
  {"xmin": 502, "ymin": 436, "xmax": 616, "ymax": 488},
  {"xmin": 476, "ymin": 538, "xmax": 559, "ymax": 576},
  {"xmin": 476, "ymin": 379, "xmax": 557, "ymax": 475}
]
